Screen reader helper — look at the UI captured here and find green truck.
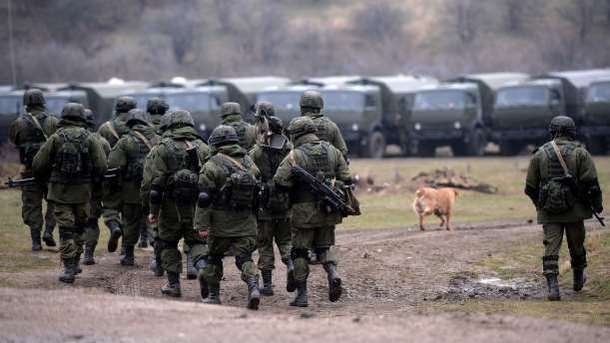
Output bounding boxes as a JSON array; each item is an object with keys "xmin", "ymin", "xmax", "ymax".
[{"xmin": 582, "ymin": 76, "xmax": 610, "ymax": 154}]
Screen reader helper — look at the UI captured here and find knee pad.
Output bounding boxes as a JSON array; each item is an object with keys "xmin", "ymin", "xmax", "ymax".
[
  {"xmin": 314, "ymin": 247, "xmax": 329, "ymax": 261},
  {"xmin": 235, "ymin": 253, "xmax": 253, "ymax": 270},
  {"xmin": 59, "ymin": 228, "xmax": 73, "ymax": 241},
  {"xmin": 291, "ymin": 248, "xmax": 310, "ymax": 261}
]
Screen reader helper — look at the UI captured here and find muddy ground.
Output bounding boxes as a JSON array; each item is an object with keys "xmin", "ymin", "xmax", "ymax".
[{"xmin": 1, "ymin": 221, "xmax": 609, "ymax": 342}]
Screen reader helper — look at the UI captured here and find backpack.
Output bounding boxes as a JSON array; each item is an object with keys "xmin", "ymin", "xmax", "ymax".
[
  {"xmin": 52, "ymin": 129, "xmax": 91, "ymax": 183},
  {"xmin": 123, "ymin": 131, "xmax": 154, "ymax": 183},
  {"xmin": 212, "ymin": 153, "xmax": 258, "ymax": 210},
  {"xmin": 19, "ymin": 113, "xmax": 49, "ymax": 167},
  {"xmin": 538, "ymin": 141, "xmax": 577, "ymax": 214},
  {"xmin": 164, "ymin": 139, "xmax": 200, "ymax": 205}
]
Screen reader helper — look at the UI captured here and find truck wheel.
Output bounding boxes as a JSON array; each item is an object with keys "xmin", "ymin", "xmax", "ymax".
[
  {"xmin": 467, "ymin": 130, "xmax": 486, "ymax": 156},
  {"xmin": 499, "ymin": 141, "xmax": 521, "ymax": 156},
  {"xmin": 417, "ymin": 142, "xmax": 436, "ymax": 157},
  {"xmin": 368, "ymin": 131, "xmax": 386, "ymax": 159}
]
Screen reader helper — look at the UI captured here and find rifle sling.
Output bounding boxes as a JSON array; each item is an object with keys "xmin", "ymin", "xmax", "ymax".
[
  {"xmin": 27, "ymin": 113, "xmax": 48, "ymax": 140},
  {"xmin": 550, "ymin": 140, "xmax": 570, "ymax": 177}
]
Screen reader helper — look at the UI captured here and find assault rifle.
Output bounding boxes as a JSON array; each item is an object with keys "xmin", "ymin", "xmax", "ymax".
[
  {"xmin": 5, "ymin": 177, "xmax": 37, "ymax": 188},
  {"xmin": 291, "ymin": 165, "xmax": 357, "ymax": 216},
  {"xmin": 592, "ymin": 210, "xmax": 605, "ymax": 227}
]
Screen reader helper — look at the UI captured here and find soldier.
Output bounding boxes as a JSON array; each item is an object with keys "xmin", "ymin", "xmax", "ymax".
[
  {"xmin": 525, "ymin": 116, "xmax": 604, "ymax": 301},
  {"xmin": 107, "ymin": 109, "xmax": 159, "ymax": 266},
  {"xmin": 249, "ymin": 102, "xmax": 294, "ymax": 296},
  {"xmin": 98, "ymin": 96, "xmax": 137, "ymax": 253},
  {"xmin": 300, "ymin": 90, "xmax": 348, "ymax": 158},
  {"xmin": 32, "ymin": 103, "xmax": 107, "ymax": 283},
  {"xmin": 82, "ymin": 109, "xmax": 111, "ymax": 265},
  {"xmin": 9, "ymin": 89, "xmax": 59, "ymax": 251},
  {"xmin": 220, "ymin": 102, "xmax": 256, "ymax": 151},
  {"xmin": 146, "ymin": 97, "xmax": 169, "ymax": 133},
  {"xmin": 147, "ymin": 110, "xmax": 210, "ymax": 297},
  {"xmin": 273, "ymin": 116, "xmax": 352, "ymax": 307}
]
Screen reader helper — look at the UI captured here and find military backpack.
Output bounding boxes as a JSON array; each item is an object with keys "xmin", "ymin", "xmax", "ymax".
[
  {"xmin": 51, "ymin": 129, "xmax": 91, "ymax": 184},
  {"xmin": 212, "ymin": 153, "xmax": 258, "ymax": 211},
  {"xmin": 538, "ymin": 141, "xmax": 577, "ymax": 214}
]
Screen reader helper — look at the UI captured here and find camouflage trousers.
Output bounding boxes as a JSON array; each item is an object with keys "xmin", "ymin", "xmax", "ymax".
[
  {"xmin": 256, "ymin": 219, "xmax": 292, "ymax": 271},
  {"xmin": 157, "ymin": 202, "xmax": 201, "ymax": 274},
  {"xmin": 202, "ymin": 235, "xmax": 257, "ymax": 288},
  {"xmin": 291, "ymin": 226, "xmax": 337, "ymax": 283},
  {"xmin": 52, "ymin": 202, "xmax": 89, "ymax": 260},
  {"xmin": 83, "ymin": 190, "xmax": 103, "ymax": 247},
  {"xmin": 21, "ymin": 182, "xmax": 55, "ymax": 231},
  {"xmin": 122, "ymin": 203, "xmax": 143, "ymax": 247},
  {"xmin": 542, "ymin": 222, "xmax": 587, "ymax": 276}
]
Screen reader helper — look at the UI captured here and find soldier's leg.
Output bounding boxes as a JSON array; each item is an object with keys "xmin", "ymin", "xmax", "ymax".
[
  {"xmin": 54, "ymin": 203, "xmax": 79, "ymax": 283},
  {"xmin": 185, "ymin": 229, "xmax": 209, "ymax": 300},
  {"xmin": 158, "ymin": 203, "xmax": 183, "ymax": 297},
  {"xmin": 202, "ymin": 236, "xmax": 231, "ymax": 304},
  {"xmin": 565, "ymin": 221, "xmax": 587, "ymax": 291},
  {"xmin": 72, "ymin": 203, "xmax": 89, "ymax": 275},
  {"xmin": 83, "ymin": 196, "xmax": 102, "ymax": 265},
  {"xmin": 138, "ymin": 216, "xmax": 148, "ymax": 248},
  {"xmin": 21, "ymin": 183, "xmax": 44, "ymax": 251},
  {"xmin": 314, "ymin": 226, "xmax": 341, "ymax": 302},
  {"xmin": 234, "ymin": 236, "xmax": 260, "ymax": 310},
  {"xmin": 290, "ymin": 229, "xmax": 314, "ymax": 307},
  {"xmin": 542, "ymin": 223, "xmax": 564, "ymax": 301},
  {"xmin": 120, "ymin": 204, "xmax": 142, "ymax": 266},
  {"xmin": 274, "ymin": 218, "xmax": 294, "ymax": 294},
  {"xmin": 43, "ymin": 192, "xmax": 57, "ymax": 247},
  {"xmin": 257, "ymin": 220, "xmax": 275, "ymax": 296},
  {"xmin": 183, "ymin": 242, "xmax": 197, "ymax": 280}
]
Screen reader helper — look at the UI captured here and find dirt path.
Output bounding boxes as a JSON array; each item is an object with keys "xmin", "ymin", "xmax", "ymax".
[{"xmin": 1, "ymin": 221, "xmax": 608, "ymax": 342}]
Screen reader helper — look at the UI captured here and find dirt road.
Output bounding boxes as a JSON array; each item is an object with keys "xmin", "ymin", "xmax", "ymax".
[{"xmin": 1, "ymin": 222, "xmax": 608, "ymax": 342}]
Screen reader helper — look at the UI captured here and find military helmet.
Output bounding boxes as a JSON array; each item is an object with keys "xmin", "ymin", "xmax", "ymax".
[
  {"xmin": 61, "ymin": 102, "xmax": 86, "ymax": 121},
  {"xmin": 115, "ymin": 96, "xmax": 137, "ymax": 113},
  {"xmin": 299, "ymin": 90, "xmax": 324, "ymax": 110},
  {"xmin": 125, "ymin": 108, "xmax": 150, "ymax": 127},
  {"xmin": 255, "ymin": 101, "xmax": 275, "ymax": 118},
  {"xmin": 167, "ymin": 109, "xmax": 194, "ymax": 129},
  {"xmin": 208, "ymin": 125, "xmax": 239, "ymax": 148},
  {"xmin": 549, "ymin": 115, "xmax": 576, "ymax": 137},
  {"xmin": 84, "ymin": 108, "xmax": 95, "ymax": 128},
  {"xmin": 220, "ymin": 102, "xmax": 242, "ymax": 117},
  {"xmin": 268, "ymin": 116, "xmax": 284, "ymax": 135},
  {"xmin": 287, "ymin": 116, "xmax": 316, "ymax": 139},
  {"xmin": 23, "ymin": 89, "xmax": 46, "ymax": 107},
  {"xmin": 146, "ymin": 97, "xmax": 169, "ymax": 115}
]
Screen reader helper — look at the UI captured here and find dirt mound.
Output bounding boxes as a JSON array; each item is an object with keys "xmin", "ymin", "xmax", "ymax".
[{"xmin": 411, "ymin": 168, "xmax": 498, "ymax": 194}]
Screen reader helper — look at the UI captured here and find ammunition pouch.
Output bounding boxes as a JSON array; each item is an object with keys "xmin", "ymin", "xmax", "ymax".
[
  {"xmin": 169, "ymin": 169, "xmax": 199, "ymax": 205},
  {"xmin": 539, "ymin": 175, "xmax": 576, "ymax": 214},
  {"xmin": 19, "ymin": 144, "xmax": 42, "ymax": 168},
  {"xmin": 197, "ymin": 192, "xmax": 212, "ymax": 208}
]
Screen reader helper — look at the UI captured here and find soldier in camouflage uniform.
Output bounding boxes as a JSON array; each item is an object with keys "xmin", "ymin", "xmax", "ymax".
[
  {"xmin": 32, "ymin": 103, "xmax": 107, "ymax": 283},
  {"xmin": 107, "ymin": 109, "xmax": 158, "ymax": 266},
  {"xmin": 249, "ymin": 102, "xmax": 294, "ymax": 296},
  {"xmin": 147, "ymin": 97, "xmax": 169, "ymax": 133},
  {"xmin": 194, "ymin": 125, "xmax": 261, "ymax": 310},
  {"xmin": 147, "ymin": 110, "xmax": 210, "ymax": 297},
  {"xmin": 525, "ymin": 116, "xmax": 603, "ymax": 301},
  {"xmin": 220, "ymin": 102, "xmax": 256, "ymax": 151},
  {"xmin": 98, "ymin": 96, "xmax": 137, "ymax": 253},
  {"xmin": 300, "ymin": 90, "xmax": 348, "ymax": 158},
  {"xmin": 274, "ymin": 116, "xmax": 352, "ymax": 307},
  {"xmin": 9, "ymin": 89, "xmax": 59, "ymax": 251},
  {"xmin": 82, "ymin": 109, "xmax": 111, "ymax": 265}
]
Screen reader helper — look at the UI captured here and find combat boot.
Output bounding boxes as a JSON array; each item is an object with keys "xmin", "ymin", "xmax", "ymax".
[
  {"xmin": 42, "ymin": 224, "xmax": 56, "ymax": 247},
  {"xmin": 106, "ymin": 221, "xmax": 122, "ymax": 253},
  {"xmin": 120, "ymin": 245, "xmax": 135, "ymax": 266},
  {"xmin": 161, "ymin": 272, "xmax": 181, "ymax": 297},
  {"xmin": 323, "ymin": 263, "xmax": 343, "ymax": 302},
  {"xmin": 204, "ymin": 286, "xmax": 221, "ymax": 305},
  {"xmin": 138, "ymin": 227, "xmax": 148, "ymax": 248},
  {"xmin": 83, "ymin": 244, "xmax": 96, "ymax": 265},
  {"xmin": 186, "ymin": 251, "xmax": 197, "ymax": 280},
  {"xmin": 260, "ymin": 270, "xmax": 274, "ymax": 296},
  {"xmin": 58, "ymin": 258, "xmax": 75, "ymax": 284},
  {"xmin": 573, "ymin": 268, "xmax": 587, "ymax": 292},
  {"xmin": 289, "ymin": 282, "xmax": 308, "ymax": 307},
  {"xmin": 195, "ymin": 259, "xmax": 209, "ymax": 300},
  {"xmin": 150, "ymin": 258, "xmax": 164, "ymax": 277},
  {"xmin": 74, "ymin": 256, "xmax": 82, "ymax": 274},
  {"xmin": 30, "ymin": 227, "xmax": 42, "ymax": 251},
  {"xmin": 545, "ymin": 274, "xmax": 561, "ymax": 301},
  {"xmin": 245, "ymin": 276, "xmax": 261, "ymax": 310},
  {"xmin": 286, "ymin": 259, "xmax": 297, "ymax": 292}
]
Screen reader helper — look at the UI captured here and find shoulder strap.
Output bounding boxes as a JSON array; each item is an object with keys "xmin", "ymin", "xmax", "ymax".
[
  {"xmin": 216, "ymin": 153, "xmax": 247, "ymax": 171},
  {"xmin": 132, "ymin": 131, "xmax": 153, "ymax": 150},
  {"xmin": 27, "ymin": 113, "xmax": 48, "ymax": 140},
  {"xmin": 551, "ymin": 140, "xmax": 570, "ymax": 176},
  {"xmin": 104, "ymin": 121, "xmax": 120, "ymax": 140}
]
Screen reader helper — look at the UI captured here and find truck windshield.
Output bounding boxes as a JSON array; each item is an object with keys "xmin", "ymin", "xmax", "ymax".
[
  {"xmin": 257, "ymin": 91, "xmax": 302, "ymax": 112},
  {"xmin": 130, "ymin": 93, "xmax": 220, "ymax": 112},
  {"xmin": 413, "ymin": 90, "xmax": 467, "ymax": 110},
  {"xmin": 320, "ymin": 91, "xmax": 365, "ymax": 112},
  {"xmin": 46, "ymin": 96, "xmax": 86, "ymax": 116},
  {"xmin": 587, "ymin": 82, "xmax": 610, "ymax": 102},
  {"xmin": 0, "ymin": 95, "xmax": 22, "ymax": 115},
  {"xmin": 495, "ymin": 87, "xmax": 548, "ymax": 107}
]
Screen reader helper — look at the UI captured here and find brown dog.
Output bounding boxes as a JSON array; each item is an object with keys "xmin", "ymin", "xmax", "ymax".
[{"xmin": 413, "ymin": 187, "xmax": 458, "ymax": 231}]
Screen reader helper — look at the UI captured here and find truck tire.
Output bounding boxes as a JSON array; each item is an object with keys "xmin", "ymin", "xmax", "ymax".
[
  {"xmin": 454, "ymin": 130, "xmax": 486, "ymax": 157},
  {"xmin": 417, "ymin": 142, "xmax": 436, "ymax": 157},
  {"xmin": 499, "ymin": 140, "xmax": 522, "ymax": 156},
  {"xmin": 367, "ymin": 131, "xmax": 386, "ymax": 159}
]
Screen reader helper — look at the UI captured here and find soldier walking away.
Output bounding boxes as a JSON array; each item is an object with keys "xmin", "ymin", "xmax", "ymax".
[
  {"xmin": 220, "ymin": 102, "xmax": 257, "ymax": 151},
  {"xmin": 525, "ymin": 116, "xmax": 604, "ymax": 301},
  {"xmin": 32, "ymin": 103, "xmax": 107, "ymax": 283},
  {"xmin": 147, "ymin": 110, "xmax": 210, "ymax": 297},
  {"xmin": 249, "ymin": 103, "xmax": 294, "ymax": 296},
  {"xmin": 9, "ymin": 89, "xmax": 59, "ymax": 251},
  {"xmin": 195, "ymin": 125, "xmax": 262, "ymax": 310},
  {"xmin": 82, "ymin": 109, "xmax": 111, "ymax": 265},
  {"xmin": 300, "ymin": 90, "xmax": 348, "ymax": 158},
  {"xmin": 273, "ymin": 117, "xmax": 353, "ymax": 307},
  {"xmin": 98, "ymin": 96, "xmax": 137, "ymax": 253},
  {"xmin": 107, "ymin": 109, "xmax": 158, "ymax": 266},
  {"xmin": 146, "ymin": 97, "xmax": 169, "ymax": 133}
]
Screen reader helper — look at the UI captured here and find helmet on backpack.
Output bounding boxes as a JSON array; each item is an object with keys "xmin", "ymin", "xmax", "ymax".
[{"xmin": 208, "ymin": 125, "xmax": 239, "ymax": 148}]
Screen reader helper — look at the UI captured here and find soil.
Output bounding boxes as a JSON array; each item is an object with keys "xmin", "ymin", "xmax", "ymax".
[{"xmin": 1, "ymin": 221, "xmax": 608, "ymax": 342}]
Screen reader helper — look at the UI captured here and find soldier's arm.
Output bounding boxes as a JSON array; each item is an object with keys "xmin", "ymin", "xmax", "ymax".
[
  {"xmin": 576, "ymin": 148, "xmax": 603, "ymax": 212},
  {"xmin": 333, "ymin": 147, "xmax": 352, "ymax": 183},
  {"xmin": 194, "ymin": 162, "xmax": 222, "ymax": 231},
  {"xmin": 330, "ymin": 121, "xmax": 348, "ymax": 157},
  {"xmin": 524, "ymin": 153, "xmax": 541, "ymax": 207},
  {"xmin": 150, "ymin": 145, "xmax": 171, "ymax": 191},
  {"xmin": 107, "ymin": 139, "xmax": 128, "ymax": 170},
  {"xmin": 140, "ymin": 146, "xmax": 158, "ymax": 206},
  {"xmin": 89, "ymin": 136, "xmax": 108, "ymax": 178},
  {"xmin": 31, "ymin": 135, "xmax": 56, "ymax": 181},
  {"xmin": 45, "ymin": 116, "xmax": 59, "ymax": 135},
  {"xmin": 273, "ymin": 152, "xmax": 297, "ymax": 189},
  {"xmin": 8, "ymin": 119, "xmax": 21, "ymax": 146},
  {"xmin": 197, "ymin": 141, "xmax": 211, "ymax": 164}
]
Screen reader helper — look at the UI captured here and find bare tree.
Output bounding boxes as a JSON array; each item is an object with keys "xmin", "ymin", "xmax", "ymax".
[
  {"xmin": 558, "ymin": 0, "xmax": 602, "ymax": 42},
  {"xmin": 445, "ymin": 0, "xmax": 487, "ymax": 44},
  {"xmin": 352, "ymin": 2, "xmax": 406, "ymax": 42}
]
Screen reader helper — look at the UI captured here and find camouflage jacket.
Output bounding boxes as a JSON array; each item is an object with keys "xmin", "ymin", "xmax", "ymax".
[
  {"xmin": 9, "ymin": 108, "xmax": 59, "ymax": 173},
  {"xmin": 525, "ymin": 136, "xmax": 602, "ymax": 224},
  {"xmin": 273, "ymin": 133, "xmax": 351, "ymax": 229},
  {"xmin": 195, "ymin": 144, "xmax": 260, "ymax": 237},
  {"xmin": 32, "ymin": 119, "xmax": 107, "ymax": 204},
  {"xmin": 222, "ymin": 114, "xmax": 257, "ymax": 151},
  {"xmin": 97, "ymin": 112, "xmax": 130, "ymax": 148},
  {"xmin": 107, "ymin": 124, "xmax": 159, "ymax": 204},
  {"xmin": 305, "ymin": 112, "xmax": 348, "ymax": 157}
]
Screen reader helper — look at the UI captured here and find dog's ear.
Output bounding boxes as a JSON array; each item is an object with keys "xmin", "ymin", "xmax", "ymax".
[{"xmin": 415, "ymin": 188, "xmax": 424, "ymax": 197}]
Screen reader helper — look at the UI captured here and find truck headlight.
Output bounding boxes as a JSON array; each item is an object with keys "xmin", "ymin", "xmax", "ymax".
[
  {"xmin": 351, "ymin": 123, "xmax": 359, "ymax": 131},
  {"xmin": 454, "ymin": 121, "xmax": 461, "ymax": 130},
  {"xmin": 199, "ymin": 123, "xmax": 207, "ymax": 132},
  {"xmin": 414, "ymin": 123, "xmax": 421, "ymax": 131}
]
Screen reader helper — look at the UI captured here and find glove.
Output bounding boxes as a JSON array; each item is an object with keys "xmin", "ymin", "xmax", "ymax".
[
  {"xmin": 198, "ymin": 230, "xmax": 209, "ymax": 239},
  {"xmin": 148, "ymin": 214, "xmax": 158, "ymax": 225},
  {"xmin": 593, "ymin": 205, "xmax": 603, "ymax": 214}
]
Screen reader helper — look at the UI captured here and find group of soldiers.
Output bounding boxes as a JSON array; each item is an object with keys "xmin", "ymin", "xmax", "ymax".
[{"xmin": 9, "ymin": 88, "xmax": 354, "ymax": 309}]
